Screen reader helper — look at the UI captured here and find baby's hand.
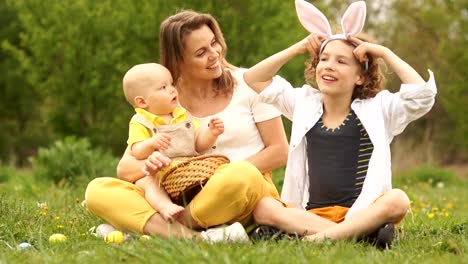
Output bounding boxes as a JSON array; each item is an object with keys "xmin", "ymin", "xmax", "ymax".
[
  {"xmin": 152, "ymin": 133, "xmax": 172, "ymax": 150},
  {"xmin": 208, "ymin": 117, "xmax": 224, "ymax": 136},
  {"xmin": 142, "ymin": 151, "xmax": 171, "ymax": 176}
]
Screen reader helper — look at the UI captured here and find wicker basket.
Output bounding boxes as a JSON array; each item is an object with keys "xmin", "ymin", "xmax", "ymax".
[{"xmin": 159, "ymin": 154, "xmax": 230, "ymax": 204}]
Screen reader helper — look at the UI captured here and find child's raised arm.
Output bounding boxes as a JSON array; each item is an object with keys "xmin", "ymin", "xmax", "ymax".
[
  {"xmin": 349, "ymin": 36, "xmax": 425, "ymax": 84},
  {"xmin": 244, "ymin": 34, "xmax": 324, "ymax": 93}
]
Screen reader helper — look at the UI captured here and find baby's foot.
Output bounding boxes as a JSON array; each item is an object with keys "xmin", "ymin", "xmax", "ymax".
[{"xmin": 160, "ymin": 203, "xmax": 185, "ymax": 223}]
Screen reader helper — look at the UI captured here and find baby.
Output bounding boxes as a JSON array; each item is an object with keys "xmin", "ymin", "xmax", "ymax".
[{"xmin": 123, "ymin": 63, "xmax": 224, "ymax": 222}]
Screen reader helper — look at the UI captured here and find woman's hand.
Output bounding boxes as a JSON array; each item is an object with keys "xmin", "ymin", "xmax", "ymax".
[{"xmin": 142, "ymin": 151, "xmax": 171, "ymax": 176}]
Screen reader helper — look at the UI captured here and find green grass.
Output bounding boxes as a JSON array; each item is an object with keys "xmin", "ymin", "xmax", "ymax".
[{"xmin": 0, "ymin": 165, "xmax": 466, "ymax": 263}]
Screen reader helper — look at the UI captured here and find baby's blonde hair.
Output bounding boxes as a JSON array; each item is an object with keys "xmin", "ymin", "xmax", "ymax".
[{"xmin": 122, "ymin": 63, "xmax": 164, "ymax": 107}]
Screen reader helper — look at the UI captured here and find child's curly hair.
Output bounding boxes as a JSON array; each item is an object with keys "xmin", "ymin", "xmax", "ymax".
[{"xmin": 304, "ymin": 33, "xmax": 386, "ymax": 100}]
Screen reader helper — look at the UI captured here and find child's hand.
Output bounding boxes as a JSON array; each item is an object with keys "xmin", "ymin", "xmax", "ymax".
[
  {"xmin": 294, "ymin": 34, "xmax": 325, "ymax": 57},
  {"xmin": 152, "ymin": 133, "xmax": 172, "ymax": 150},
  {"xmin": 142, "ymin": 151, "xmax": 171, "ymax": 176},
  {"xmin": 348, "ymin": 36, "xmax": 388, "ymax": 62},
  {"xmin": 208, "ymin": 117, "xmax": 224, "ymax": 136}
]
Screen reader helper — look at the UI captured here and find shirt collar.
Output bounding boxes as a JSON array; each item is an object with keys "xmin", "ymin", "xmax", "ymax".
[{"xmin": 135, "ymin": 107, "xmax": 187, "ymax": 125}]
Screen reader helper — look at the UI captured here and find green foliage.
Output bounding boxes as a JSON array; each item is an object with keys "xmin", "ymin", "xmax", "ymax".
[
  {"xmin": 272, "ymin": 166, "xmax": 285, "ymax": 192},
  {"xmin": 0, "ymin": 1, "xmax": 47, "ymax": 165},
  {"xmin": 0, "ymin": 166, "xmax": 15, "ymax": 183},
  {"xmin": 3, "ymin": 0, "xmax": 168, "ymax": 157},
  {"xmin": 376, "ymin": 0, "xmax": 468, "ymax": 161},
  {"xmin": 29, "ymin": 137, "xmax": 118, "ymax": 185},
  {"xmin": 0, "ymin": 0, "xmax": 466, "ymax": 166}
]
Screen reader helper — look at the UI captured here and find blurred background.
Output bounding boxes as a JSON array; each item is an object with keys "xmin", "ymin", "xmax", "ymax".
[{"xmin": 0, "ymin": 0, "xmax": 466, "ymax": 175}]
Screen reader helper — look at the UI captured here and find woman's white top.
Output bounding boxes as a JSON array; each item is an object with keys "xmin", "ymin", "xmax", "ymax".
[{"xmin": 196, "ymin": 69, "xmax": 281, "ymax": 161}]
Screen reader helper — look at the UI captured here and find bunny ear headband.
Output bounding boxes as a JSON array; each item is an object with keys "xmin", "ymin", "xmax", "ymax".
[{"xmin": 295, "ymin": 0, "xmax": 367, "ymax": 57}]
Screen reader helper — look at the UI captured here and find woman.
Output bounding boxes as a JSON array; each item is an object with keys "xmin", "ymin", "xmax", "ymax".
[{"xmin": 84, "ymin": 10, "xmax": 288, "ymax": 242}]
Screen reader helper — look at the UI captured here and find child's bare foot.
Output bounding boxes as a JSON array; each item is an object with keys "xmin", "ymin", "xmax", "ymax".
[{"xmin": 159, "ymin": 202, "xmax": 185, "ymax": 223}]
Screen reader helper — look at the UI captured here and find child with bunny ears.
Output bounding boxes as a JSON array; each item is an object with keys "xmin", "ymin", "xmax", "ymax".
[{"xmin": 245, "ymin": 0, "xmax": 437, "ymax": 248}]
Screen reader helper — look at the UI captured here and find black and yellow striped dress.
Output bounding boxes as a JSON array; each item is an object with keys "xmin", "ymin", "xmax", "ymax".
[{"xmin": 305, "ymin": 110, "xmax": 373, "ymax": 210}]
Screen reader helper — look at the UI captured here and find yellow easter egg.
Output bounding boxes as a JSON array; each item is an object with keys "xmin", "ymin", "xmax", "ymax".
[
  {"xmin": 105, "ymin": 230, "xmax": 124, "ymax": 244},
  {"xmin": 49, "ymin": 233, "xmax": 67, "ymax": 244}
]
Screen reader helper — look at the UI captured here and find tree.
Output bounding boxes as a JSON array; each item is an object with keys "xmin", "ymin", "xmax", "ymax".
[
  {"xmin": 2, "ymin": 0, "xmax": 465, "ymax": 166},
  {"xmin": 0, "ymin": 1, "xmax": 45, "ymax": 165},
  {"xmin": 377, "ymin": 0, "xmax": 467, "ymax": 164},
  {"xmin": 4, "ymin": 0, "xmax": 172, "ymax": 157}
]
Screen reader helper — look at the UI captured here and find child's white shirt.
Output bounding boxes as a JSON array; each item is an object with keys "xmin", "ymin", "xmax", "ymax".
[{"xmin": 259, "ymin": 70, "xmax": 437, "ymax": 218}]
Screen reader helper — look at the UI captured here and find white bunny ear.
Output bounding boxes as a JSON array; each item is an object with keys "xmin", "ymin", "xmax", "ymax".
[
  {"xmin": 341, "ymin": 1, "xmax": 367, "ymax": 37},
  {"xmin": 295, "ymin": 0, "xmax": 332, "ymax": 37}
]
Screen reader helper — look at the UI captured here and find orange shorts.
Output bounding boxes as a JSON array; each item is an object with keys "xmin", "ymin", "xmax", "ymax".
[
  {"xmin": 308, "ymin": 206, "xmax": 349, "ymax": 223},
  {"xmin": 306, "ymin": 193, "xmax": 393, "ymax": 224}
]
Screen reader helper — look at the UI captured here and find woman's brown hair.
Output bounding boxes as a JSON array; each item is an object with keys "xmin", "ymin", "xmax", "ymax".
[
  {"xmin": 159, "ymin": 10, "xmax": 236, "ymax": 96},
  {"xmin": 304, "ymin": 33, "xmax": 386, "ymax": 100}
]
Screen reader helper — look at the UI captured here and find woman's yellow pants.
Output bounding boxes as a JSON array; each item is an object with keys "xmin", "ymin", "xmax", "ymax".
[{"xmin": 85, "ymin": 160, "xmax": 279, "ymax": 233}]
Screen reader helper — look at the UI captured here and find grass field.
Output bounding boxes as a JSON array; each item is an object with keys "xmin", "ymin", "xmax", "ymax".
[{"xmin": 0, "ymin": 165, "xmax": 466, "ymax": 263}]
